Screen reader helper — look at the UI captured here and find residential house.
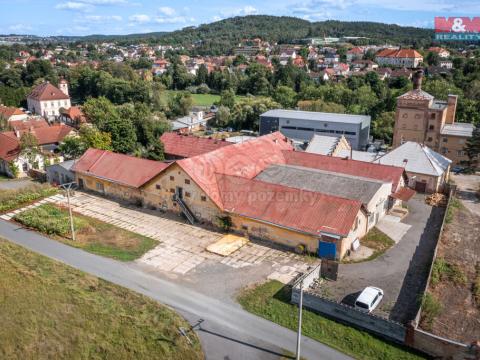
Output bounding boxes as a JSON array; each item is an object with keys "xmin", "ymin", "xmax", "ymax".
[
  {"xmin": 439, "ymin": 60, "xmax": 453, "ymax": 69},
  {"xmin": 346, "ymin": 47, "xmax": 364, "ymax": 62},
  {"xmin": 27, "ymin": 81, "xmax": 71, "ymax": 120},
  {"xmin": 392, "ymin": 70, "xmax": 474, "ymax": 165},
  {"xmin": 9, "ymin": 118, "xmax": 49, "ymax": 132},
  {"xmin": 375, "ymin": 141, "xmax": 451, "ymax": 193},
  {"xmin": 375, "ymin": 49, "xmax": 423, "ymax": 68},
  {"xmin": 390, "ymin": 68, "xmax": 413, "ymax": 80},
  {"xmin": 374, "ymin": 67, "xmax": 392, "ymax": 80},
  {"xmin": 160, "ymin": 132, "xmax": 232, "ymax": 159},
  {"xmin": 0, "ymin": 105, "xmax": 28, "ymax": 122},
  {"xmin": 58, "ymin": 106, "xmax": 87, "ymax": 128},
  {"xmin": 428, "ymin": 47, "xmax": 450, "ymax": 58},
  {"xmin": 0, "ymin": 124, "xmax": 74, "ymax": 177}
]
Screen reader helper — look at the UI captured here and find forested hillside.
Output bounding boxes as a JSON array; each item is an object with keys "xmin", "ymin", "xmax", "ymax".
[{"xmin": 81, "ymin": 16, "xmax": 434, "ymax": 53}]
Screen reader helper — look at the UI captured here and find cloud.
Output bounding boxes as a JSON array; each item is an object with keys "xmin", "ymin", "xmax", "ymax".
[
  {"xmin": 221, "ymin": 5, "xmax": 258, "ymax": 18},
  {"xmin": 83, "ymin": 14, "xmax": 123, "ymax": 22},
  {"xmin": 129, "ymin": 14, "xmax": 151, "ymax": 23},
  {"xmin": 154, "ymin": 16, "xmax": 188, "ymax": 24},
  {"xmin": 55, "ymin": 1, "xmax": 93, "ymax": 11},
  {"xmin": 79, "ymin": 0, "xmax": 128, "ymax": 4},
  {"xmin": 158, "ymin": 6, "xmax": 176, "ymax": 16},
  {"xmin": 9, "ymin": 23, "xmax": 33, "ymax": 32}
]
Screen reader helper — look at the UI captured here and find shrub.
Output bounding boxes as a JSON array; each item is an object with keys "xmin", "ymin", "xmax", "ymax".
[
  {"xmin": 216, "ymin": 215, "xmax": 233, "ymax": 232},
  {"xmin": 420, "ymin": 292, "xmax": 442, "ymax": 329},
  {"xmin": 445, "ymin": 197, "xmax": 462, "ymax": 224},
  {"xmin": 431, "ymin": 257, "xmax": 467, "ymax": 287}
]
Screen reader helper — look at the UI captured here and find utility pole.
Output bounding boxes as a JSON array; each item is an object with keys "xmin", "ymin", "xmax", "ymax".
[
  {"xmin": 60, "ymin": 182, "xmax": 76, "ymax": 241},
  {"xmin": 296, "ymin": 278, "xmax": 304, "ymax": 360}
]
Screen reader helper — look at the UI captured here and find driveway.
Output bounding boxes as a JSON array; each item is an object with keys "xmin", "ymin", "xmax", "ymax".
[
  {"xmin": 451, "ymin": 173, "xmax": 480, "ymax": 217},
  {"xmin": 0, "ymin": 178, "xmax": 35, "ymax": 190},
  {"xmin": 321, "ymin": 194, "xmax": 444, "ymax": 324},
  {"xmin": 3, "ymin": 191, "xmax": 317, "ymax": 304}
]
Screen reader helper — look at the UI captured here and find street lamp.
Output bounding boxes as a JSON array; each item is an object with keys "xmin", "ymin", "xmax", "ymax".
[
  {"xmin": 59, "ymin": 182, "xmax": 76, "ymax": 241},
  {"xmin": 296, "ymin": 278, "xmax": 304, "ymax": 360}
]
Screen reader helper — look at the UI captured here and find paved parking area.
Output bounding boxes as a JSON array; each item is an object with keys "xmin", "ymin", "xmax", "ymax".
[{"xmin": 17, "ymin": 192, "xmax": 315, "ymax": 284}]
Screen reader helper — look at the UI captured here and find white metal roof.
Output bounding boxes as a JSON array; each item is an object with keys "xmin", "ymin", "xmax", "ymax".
[
  {"xmin": 261, "ymin": 109, "xmax": 370, "ymax": 125},
  {"xmin": 305, "ymin": 134, "xmax": 340, "ymax": 155},
  {"xmin": 375, "ymin": 142, "xmax": 451, "ymax": 177}
]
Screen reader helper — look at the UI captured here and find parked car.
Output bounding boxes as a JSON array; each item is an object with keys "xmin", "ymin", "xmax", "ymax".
[
  {"xmin": 452, "ymin": 166, "xmax": 466, "ymax": 175},
  {"xmin": 354, "ymin": 286, "xmax": 384, "ymax": 313}
]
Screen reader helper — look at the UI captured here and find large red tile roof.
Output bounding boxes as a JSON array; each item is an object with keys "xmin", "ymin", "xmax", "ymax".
[
  {"xmin": 1, "ymin": 124, "xmax": 75, "ymax": 146},
  {"xmin": 0, "ymin": 105, "xmax": 25, "ymax": 119},
  {"xmin": 282, "ymin": 151, "xmax": 405, "ymax": 192},
  {"xmin": 160, "ymin": 132, "xmax": 232, "ymax": 158},
  {"xmin": 376, "ymin": 48, "xmax": 423, "ymax": 59},
  {"xmin": 73, "ymin": 148, "xmax": 171, "ymax": 188},
  {"xmin": 28, "ymin": 82, "xmax": 70, "ymax": 101},
  {"xmin": 177, "ymin": 132, "xmax": 294, "ymax": 207},
  {"xmin": 0, "ymin": 133, "xmax": 20, "ymax": 161},
  {"xmin": 9, "ymin": 118, "xmax": 49, "ymax": 132},
  {"xmin": 217, "ymin": 174, "xmax": 362, "ymax": 237}
]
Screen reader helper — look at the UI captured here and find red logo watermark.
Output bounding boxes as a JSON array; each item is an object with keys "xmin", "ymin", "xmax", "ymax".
[{"xmin": 435, "ymin": 17, "xmax": 480, "ymax": 33}]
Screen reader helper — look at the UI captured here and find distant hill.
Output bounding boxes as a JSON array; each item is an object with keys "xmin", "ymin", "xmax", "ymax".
[
  {"xmin": 1, "ymin": 16, "xmax": 435, "ymax": 52},
  {"xmin": 101, "ymin": 16, "xmax": 434, "ymax": 54}
]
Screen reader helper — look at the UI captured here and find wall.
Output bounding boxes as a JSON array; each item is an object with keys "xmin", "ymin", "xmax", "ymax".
[
  {"xmin": 76, "ymin": 173, "xmax": 143, "ymax": 204},
  {"xmin": 440, "ymin": 135, "xmax": 469, "ymax": 166},
  {"xmin": 291, "ymin": 266, "xmax": 406, "ymax": 343}
]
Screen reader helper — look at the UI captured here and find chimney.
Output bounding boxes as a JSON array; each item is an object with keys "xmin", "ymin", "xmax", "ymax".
[
  {"xmin": 445, "ymin": 94, "xmax": 458, "ymax": 125},
  {"xmin": 412, "ymin": 70, "xmax": 423, "ymax": 90}
]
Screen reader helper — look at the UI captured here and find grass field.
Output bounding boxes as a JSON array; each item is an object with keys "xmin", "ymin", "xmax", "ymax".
[
  {"xmin": 345, "ymin": 228, "xmax": 395, "ymax": 263},
  {"xmin": 165, "ymin": 90, "xmax": 246, "ymax": 107},
  {"xmin": 0, "ymin": 184, "xmax": 58, "ymax": 213},
  {"xmin": 238, "ymin": 281, "xmax": 426, "ymax": 360},
  {"xmin": 13, "ymin": 204, "xmax": 158, "ymax": 261},
  {"xmin": 0, "ymin": 238, "xmax": 203, "ymax": 360}
]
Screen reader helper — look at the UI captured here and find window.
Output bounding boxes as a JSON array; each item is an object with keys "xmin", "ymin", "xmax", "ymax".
[
  {"xmin": 201, "ymin": 195, "xmax": 207, "ymax": 202},
  {"xmin": 296, "ymin": 127, "xmax": 314, "ymax": 132},
  {"xmin": 402, "ymin": 113, "xmax": 408, "ymax": 118},
  {"xmin": 430, "ymin": 113, "xmax": 436, "ymax": 119},
  {"xmin": 170, "ymin": 175, "xmax": 174, "ymax": 181},
  {"xmin": 281, "ymin": 126, "xmax": 297, "ymax": 130},
  {"xmin": 457, "ymin": 150, "xmax": 466, "ymax": 156},
  {"xmin": 458, "ymin": 139, "xmax": 465, "ymax": 144},
  {"xmin": 335, "ymin": 130, "xmax": 344, "ymax": 134},
  {"xmin": 170, "ymin": 188, "xmax": 175, "ymax": 193},
  {"xmin": 22, "ymin": 163, "xmax": 28, "ymax": 172},
  {"xmin": 429, "ymin": 125, "xmax": 434, "ymax": 130},
  {"xmin": 156, "ymin": 184, "xmax": 161, "ymax": 190},
  {"xmin": 344, "ymin": 131, "xmax": 356, "ymax": 135},
  {"xmin": 185, "ymin": 192, "xmax": 191, "ymax": 197},
  {"xmin": 96, "ymin": 182, "xmax": 104, "ymax": 192},
  {"xmin": 353, "ymin": 217, "xmax": 358, "ymax": 231},
  {"xmin": 442, "ymin": 137, "xmax": 448, "ymax": 143},
  {"xmin": 427, "ymin": 137, "xmax": 433, "ymax": 142},
  {"xmin": 184, "ymin": 179, "xmax": 190, "ymax": 185},
  {"xmin": 241, "ymin": 225, "xmax": 248, "ymax": 231}
]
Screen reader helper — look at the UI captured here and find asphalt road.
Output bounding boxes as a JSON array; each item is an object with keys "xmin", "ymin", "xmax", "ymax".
[{"xmin": 0, "ymin": 219, "xmax": 351, "ymax": 360}]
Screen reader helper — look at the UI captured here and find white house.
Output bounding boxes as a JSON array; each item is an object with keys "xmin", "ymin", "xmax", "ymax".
[{"xmin": 27, "ymin": 80, "xmax": 71, "ymax": 120}]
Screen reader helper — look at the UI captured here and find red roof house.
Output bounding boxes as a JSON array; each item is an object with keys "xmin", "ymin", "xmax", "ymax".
[{"xmin": 160, "ymin": 132, "xmax": 232, "ymax": 159}]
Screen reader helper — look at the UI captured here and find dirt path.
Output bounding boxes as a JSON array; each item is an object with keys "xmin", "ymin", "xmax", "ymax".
[{"xmin": 451, "ymin": 173, "xmax": 480, "ymax": 217}]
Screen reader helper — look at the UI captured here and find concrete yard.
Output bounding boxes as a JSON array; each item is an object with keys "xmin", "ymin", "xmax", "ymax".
[{"xmin": 319, "ymin": 194, "xmax": 444, "ymax": 324}]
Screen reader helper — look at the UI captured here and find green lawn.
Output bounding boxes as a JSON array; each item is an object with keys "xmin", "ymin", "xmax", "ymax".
[
  {"xmin": 13, "ymin": 204, "xmax": 158, "ymax": 261},
  {"xmin": 238, "ymin": 281, "xmax": 427, "ymax": 360},
  {"xmin": 0, "ymin": 184, "xmax": 58, "ymax": 213},
  {"xmin": 346, "ymin": 228, "xmax": 396, "ymax": 263},
  {"xmin": 166, "ymin": 90, "xmax": 246, "ymax": 107},
  {"xmin": 0, "ymin": 238, "xmax": 203, "ymax": 360}
]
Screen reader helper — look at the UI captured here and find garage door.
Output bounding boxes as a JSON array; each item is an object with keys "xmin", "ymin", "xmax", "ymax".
[{"xmin": 318, "ymin": 241, "xmax": 336, "ymax": 259}]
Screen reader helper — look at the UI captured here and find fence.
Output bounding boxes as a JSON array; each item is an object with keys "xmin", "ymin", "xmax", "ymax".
[{"xmin": 290, "ymin": 265, "xmax": 406, "ymax": 344}]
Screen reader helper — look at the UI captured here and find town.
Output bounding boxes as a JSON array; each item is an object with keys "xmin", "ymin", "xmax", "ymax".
[{"xmin": 0, "ymin": 10, "xmax": 479, "ymax": 360}]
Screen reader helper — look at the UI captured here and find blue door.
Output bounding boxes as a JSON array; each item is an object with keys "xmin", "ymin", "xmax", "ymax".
[{"xmin": 318, "ymin": 241, "xmax": 336, "ymax": 259}]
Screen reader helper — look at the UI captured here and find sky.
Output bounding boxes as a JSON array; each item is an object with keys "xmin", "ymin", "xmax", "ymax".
[{"xmin": 0, "ymin": 0, "xmax": 478, "ymax": 37}]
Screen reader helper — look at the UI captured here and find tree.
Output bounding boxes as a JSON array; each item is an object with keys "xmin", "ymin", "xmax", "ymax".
[
  {"xmin": 465, "ymin": 124, "xmax": 480, "ymax": 169},
  {"xmin": 426, "ymin": 52, "xmax": 440, "ymax": 66},
  {"xmin": 218, "ymin": 89, "xmax": 235, "ymax": 109},
  {"xmin": 58, "ymin": 136, "xmax": 86, "ymax": 159},
  {"xmin": 195, "ymin": 64, "xmax": 208, "ymax": 85},
  {"xmin": 231, "ymin": 97, "xmax": 280, "ymax": 130},
  {"xmin": 371, "ymin": 111, "xmax": 395, "ymax": 144},
  {"xmin": 19, "ymin": 132, "xmax": 40, "ymax": 165},
  {"xmin": 82, "ymin": 97, "xmax": 119, "ymax": 130},
  {"xmin": 215, "ymin": 106, "xmax": 231, "ymax": 127},
  {"xmin": 297, "ymin": 99, "xmax": 346, "ymax": 113},
  {"xmin": 104, "ymin": 116, "xmax": 137, "ymax": 154},
  {"xmin": 273, "ymin": 86, "xmax": 297, "ymax": 108},
  {"xmin": 79, "ymin": 125, "xmax": 112, "ymax": 150},
  {"xmin": 144, "ymin": 140, "xmax": 165, "ymax": 161}
]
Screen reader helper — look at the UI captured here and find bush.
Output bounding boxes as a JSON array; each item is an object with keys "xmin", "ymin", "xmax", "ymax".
[
  {"xmin": 420, "ymin": 292, "xmax": 442, "ymax": 329},
  {"xmin": 216, "ymin": 215, "xmax": 233, "ymax": 232},
  {"xmin": 431, "ymin": 257, "xmax": 467, "ymax": 287},
  {"xmin": 445, "ymin": 197, "xmax": 462, "ymax": 224},
  {"xmin": 0, "ymin": 184, "xmax": 58, "ymax": 213}
]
